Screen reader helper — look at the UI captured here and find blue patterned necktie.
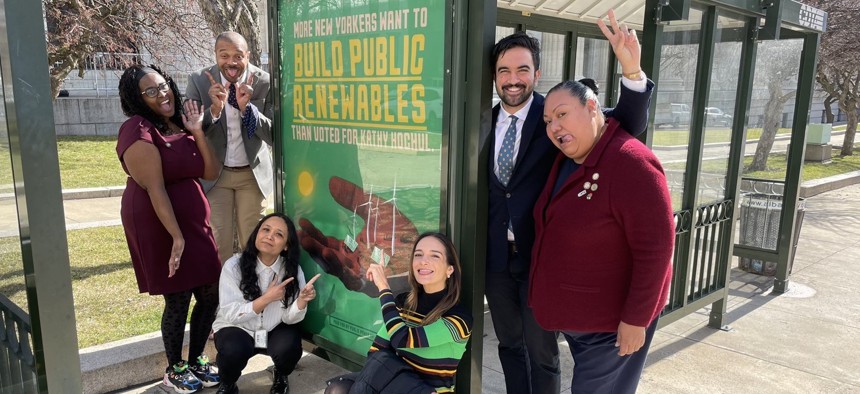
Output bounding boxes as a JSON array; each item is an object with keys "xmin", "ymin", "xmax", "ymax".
[
  {"xmin": 497, "ymin": 115, "xmax": 518, "ymax": 186},
  {"xmin": 228, "ymin": 83, "xmax": 257, "ymax": 138}
]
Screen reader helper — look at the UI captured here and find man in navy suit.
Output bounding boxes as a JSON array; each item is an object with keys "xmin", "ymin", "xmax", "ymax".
[{"xmin": 485, "ymin": 26, "xmax": 654, "ymax": 393}]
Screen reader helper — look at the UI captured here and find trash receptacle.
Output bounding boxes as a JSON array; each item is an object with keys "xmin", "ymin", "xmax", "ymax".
[{"xmin": 738, "ymin": 193, "xmax": 805, "ymax": 276}]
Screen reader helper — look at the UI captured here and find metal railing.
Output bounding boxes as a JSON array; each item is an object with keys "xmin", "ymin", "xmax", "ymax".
[
  {"xmin": 58, "ymin": 52, "xmax": 207, "ymax": 97},
  {"xmin": 0, "ymin": 294, "xmax": 37, "ymax": 394},
  {"xmin": 661, "ymin": 199, "xmax": 735, "ymax": 325}
]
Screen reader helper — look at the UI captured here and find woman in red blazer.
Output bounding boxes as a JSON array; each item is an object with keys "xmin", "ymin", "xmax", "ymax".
[{"xmin": 529, "ymin": 77, "xmax": 675, "ymax": 393}]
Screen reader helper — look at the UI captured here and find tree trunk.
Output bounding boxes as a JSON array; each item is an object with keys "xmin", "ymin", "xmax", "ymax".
[
  {"xmin": 823, "ymin": 94, "xmax": 836, "ymax": 124},
  {"xmin": 197, "ymin": 0, "xmax": 262, "ymax": 65},
  {"xmin": 842, "ymin": 109, "xmax": 857, "ymax": 156},
  {"xmin": 748, "ymin": 78, "xmax": 792, "ymax": 172}
]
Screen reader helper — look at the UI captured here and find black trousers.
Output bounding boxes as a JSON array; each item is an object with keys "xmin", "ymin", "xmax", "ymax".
[
  {"xmin": 561, "ymin": 318, "xmax": 659, "ymax": 393},
  {"xmin": 486, "ymin": 267, "xmax": 561, "ymax": 394},
  {"xmin": 214, "ymin": 324, "xmax": 303, "ymax": 386}
]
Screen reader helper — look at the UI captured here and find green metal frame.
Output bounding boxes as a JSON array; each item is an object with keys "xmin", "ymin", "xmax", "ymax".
[
  {"xmin": 772, "ymin": 31, "xmax": 819, "ymax": 293},
  {"xmin": 449, "ymin": 1, "xmax": 496, "ymax": 390},
  {"xmin": 267, "ymin": 0, "xmax": 284, "ymax": 214},
  {"xmin": 710, "ymin": 15, "xmax": 759, "ymax": 328},
  {"xmin": 0, "ymin": 0, "xmax": 81, "ymax": 392}
]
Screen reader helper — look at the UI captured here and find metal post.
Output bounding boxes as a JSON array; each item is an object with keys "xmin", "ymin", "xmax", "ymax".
[
  {"xmin": 773, "ymin": 32, "xmax": 819, "ymax": 294},
  {"xmin": 450, "ymin": 0, "xmax": 495, "ymax": 391},
  {"xmin": 0, "ymin": 0, "xmax": 82, "ymax": 391},
  {"xmin": 267, "ymin": 0, "xmax": 284, "ymax": 214},
  {"xmin": 709, "ymin": 16, "xmax": 759, "ymax": 329},
  {"xmin": 641, "ymin": 0, "xmax": 666, "ymax": 148}
]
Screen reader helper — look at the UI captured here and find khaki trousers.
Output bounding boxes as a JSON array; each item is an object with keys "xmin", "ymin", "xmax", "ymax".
[{"xmin": 207, "ymin": 167, "xmax": 266, "ymax": 263}]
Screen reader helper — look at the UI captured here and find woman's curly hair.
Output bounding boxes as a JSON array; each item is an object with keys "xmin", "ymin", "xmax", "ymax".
[
  {"xmin": 117, "ymin": 64, "xmax": 183, "ymax": 132},
  {"xmin": 238, "ymin": 213, "xmax": 301, "ymax": 308}
]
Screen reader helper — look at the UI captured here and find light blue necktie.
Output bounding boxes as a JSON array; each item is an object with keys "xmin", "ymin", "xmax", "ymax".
[{"xmin": 497, "ymin": 115, "xmax": 518, "ymax": 186}]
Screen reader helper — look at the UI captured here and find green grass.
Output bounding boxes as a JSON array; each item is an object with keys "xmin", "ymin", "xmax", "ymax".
[
  {"xmin": 0, "ymin": 226, "xmax": 164, "ymax": 348},
  {"xmin": 653, "ymin": 127, "xmax": 792, "ymax": 147},
  {"xmin": 665, "ymin": 148, "xmax": 860, "ymax": 181},
  {"xmin": 743, "ymin": 149, "xmax": 860, "ymax": 181},
  {"xmin": 57, "ymin": 136, "xmax": 126, "ymax": 189},
  {"xmin": 1, "ymin": 136, "xmax": 124, "ymax": 190}
]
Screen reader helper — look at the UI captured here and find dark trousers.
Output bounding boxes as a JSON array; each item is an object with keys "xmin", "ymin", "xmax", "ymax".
[
  {"xmin": 562, "ymin": 318, "xmax": 659, "ymax": 394},
  {"xmin": 486, "ymin": 268, "xmax": 561, "ymax": 394},
  {"xmin": 214, "ymin": 324, "xmax": 303, "ymax": 386}
]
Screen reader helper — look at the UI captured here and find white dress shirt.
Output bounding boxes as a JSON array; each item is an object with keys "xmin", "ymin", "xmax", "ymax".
[
  {"xmin": 212, "ymin": 254, "xmax": 308, "ymax": 336},
  {"xmin": 211, "ymin": 71, "xmax": 251, "ymax": 167}
]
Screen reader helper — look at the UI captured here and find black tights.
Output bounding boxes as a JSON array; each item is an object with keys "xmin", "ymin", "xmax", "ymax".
[{"xmin": 162, "ymin": 282, "xmax": 219, "ymax": 366}]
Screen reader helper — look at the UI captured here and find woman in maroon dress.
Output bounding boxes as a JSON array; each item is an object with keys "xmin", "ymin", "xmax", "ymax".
[{"xmin": 117, "ymin": 64, "xmax": 222, "ymax": 393}]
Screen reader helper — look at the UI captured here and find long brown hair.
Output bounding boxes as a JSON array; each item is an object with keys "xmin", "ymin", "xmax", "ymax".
[{"xmin": 403, "ymin": 232, "xmax": 463, "ymax": 325}]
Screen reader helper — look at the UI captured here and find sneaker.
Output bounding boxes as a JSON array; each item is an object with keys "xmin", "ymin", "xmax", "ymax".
[
  {"xmin": 163, "ymin": 360, "xmax": 202, "ymax": 394},
  {"xmin": 189, "ymin": 355, "xmax": 220, "ymax": 388}
]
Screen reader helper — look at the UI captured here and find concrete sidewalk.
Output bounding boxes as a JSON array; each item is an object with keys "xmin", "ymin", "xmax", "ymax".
[{"xmin": 66, "ymin": 183, "xmax": 860, "ymax": 393}]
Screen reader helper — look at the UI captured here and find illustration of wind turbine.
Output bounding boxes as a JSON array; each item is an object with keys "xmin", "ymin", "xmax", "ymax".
[
  {"xmin": 357, "ymin": 184, "xmax": 375, "ymax": 247},
  {"xmin": 383, "ymin": 177, "xmax": 398, "ymax": 255}
]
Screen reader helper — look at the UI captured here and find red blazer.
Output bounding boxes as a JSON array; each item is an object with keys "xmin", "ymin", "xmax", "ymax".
[{"xmin": 528, "ymin": 118, "xmax": 674, "ymax": 332}]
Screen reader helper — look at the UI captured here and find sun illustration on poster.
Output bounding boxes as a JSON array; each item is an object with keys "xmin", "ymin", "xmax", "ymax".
[{"xmin": 298, "ymin": 171, "xmax": 314, "ymax": 196}]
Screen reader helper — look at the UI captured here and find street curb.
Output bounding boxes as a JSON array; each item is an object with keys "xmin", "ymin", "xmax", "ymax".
[
  {"xmin": 79, "ymin": 328, "xmax": 215, "ymax": 394},
  {"xmin": 62, "ymin": 186, "xmax": 125, "ymax": 200},
  {"xmin": 0, "ymin": 186, "xmax": 126, "ymax": 202},
  {"xmin": 800, "ymin": 170, "xmax": 860, "ymax": 198},
  {"xmin": 79, "ymin": 328, "xmax": 346, "ymax": 394}
]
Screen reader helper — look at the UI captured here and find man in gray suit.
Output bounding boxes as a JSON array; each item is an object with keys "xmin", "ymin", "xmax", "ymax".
[{"xmin": 186, "ymin": 31, "xmax": 274, "ymax": 263}]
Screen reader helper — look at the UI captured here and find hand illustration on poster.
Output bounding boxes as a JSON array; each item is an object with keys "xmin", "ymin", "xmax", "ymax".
[{"xmin": 299, "ymin": 176, "xmax": 418, "ymax": 296}]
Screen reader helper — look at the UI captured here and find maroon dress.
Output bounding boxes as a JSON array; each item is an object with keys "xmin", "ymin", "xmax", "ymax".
[{"xmin": 116, "ymin": 115, "xmax": 221, "ymax": 295}]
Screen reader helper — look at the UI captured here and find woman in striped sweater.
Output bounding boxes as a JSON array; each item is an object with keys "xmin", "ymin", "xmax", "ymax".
[{"xmin": 325, "ymin": 232, "xmax": 473, "ymax": 394}]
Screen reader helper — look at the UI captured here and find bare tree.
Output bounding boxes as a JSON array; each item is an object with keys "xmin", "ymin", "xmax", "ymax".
[
  {"xmin": 44, "ymin": 0, "xmax": 212, "ymax": 99},
  {"xmin": 196, "ymin": 0, "xmax": 263, "ymax": 65},
  {"xmin": 808, "ymin": 0, "xmax": 860, "ymax": 156},
  {"xmin": 747, "ymin": 39, "xmax": 802, "ymax": 172}
]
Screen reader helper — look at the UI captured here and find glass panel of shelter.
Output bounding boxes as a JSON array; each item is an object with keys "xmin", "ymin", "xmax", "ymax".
[
  {"xmin": 695, "ymin": 13, "xmax": 748, "ymax": 206},
  {"xmin": 525, "ymin": 30, "xmax": 565, "ymax": 95},
  {"xmin": 652, "ymin": 8, "xmax": 704, "ymax": 212},
  {"xmin": 736, "ymin": 34, "xmax": 804, "ymax": 255},
  {"xmin": 0, "ymin": 56, "xmax": 32, "ymax": 393},
  {"xmin": 575, "ymin": 37, "xmax": 610, "ymax": 105},
  {"xmin": 0, "ymin": 63, "xmax": 25, "ymax": 312}
]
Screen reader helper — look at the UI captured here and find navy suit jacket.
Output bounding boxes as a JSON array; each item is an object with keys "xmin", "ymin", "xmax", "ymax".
[{"xmin": 486, "ymin": 81, "xmax": 655, "ymax": 273}]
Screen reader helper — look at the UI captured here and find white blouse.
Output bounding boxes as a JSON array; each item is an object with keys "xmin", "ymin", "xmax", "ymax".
[{"xmin": 212, "ymin": 254, "xmax": 307, "ymax": 336}]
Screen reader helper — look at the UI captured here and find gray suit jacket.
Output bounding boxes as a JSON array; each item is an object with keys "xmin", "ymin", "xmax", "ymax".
[{"xmin": 185, "ymin": 64, "xmax": 274, "ymax": 197}]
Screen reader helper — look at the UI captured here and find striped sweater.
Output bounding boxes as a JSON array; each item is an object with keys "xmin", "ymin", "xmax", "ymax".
[{"xmin": 369, "ymin": 288, "xmax": 473, "ymax": 393}]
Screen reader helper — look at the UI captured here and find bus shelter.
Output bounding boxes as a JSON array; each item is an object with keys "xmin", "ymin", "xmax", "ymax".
[
  {"xmin": 0, "ymin": 0, "xmax": 825, "ymax": 392},
  {"xmin": 268, "ymin": 0, "xmax": 825, "ymax": 392}
]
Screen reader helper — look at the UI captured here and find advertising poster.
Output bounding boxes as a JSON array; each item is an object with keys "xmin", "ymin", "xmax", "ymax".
[{"xmin": 278, "ymin": 0, "xmax": 446, "ymax": 359}]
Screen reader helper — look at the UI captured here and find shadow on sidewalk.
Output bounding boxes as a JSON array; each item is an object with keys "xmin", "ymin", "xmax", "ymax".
[{"xmin": 645, "ymin": 268, "xmax": 778, "ymax": 366}]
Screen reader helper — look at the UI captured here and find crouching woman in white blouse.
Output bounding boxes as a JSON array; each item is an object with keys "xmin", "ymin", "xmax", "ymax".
[{"xmin": 212, "ymin": 213, "xmax": 320, "ymax": 394}]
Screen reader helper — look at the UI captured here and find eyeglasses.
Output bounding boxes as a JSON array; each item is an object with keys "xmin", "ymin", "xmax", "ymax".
[{"xmin": 140, "ymin": 82, "xmax": 170, "ymax": 98}]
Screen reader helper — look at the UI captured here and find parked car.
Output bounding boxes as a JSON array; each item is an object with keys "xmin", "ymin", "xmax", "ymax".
[
  {"xmin": 705, "ymin": 106, "xmax": 732, "ymax": 127},
  {"xmin": 654, "ymin": 103, "xmax": 691, "ymax": 128}
]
